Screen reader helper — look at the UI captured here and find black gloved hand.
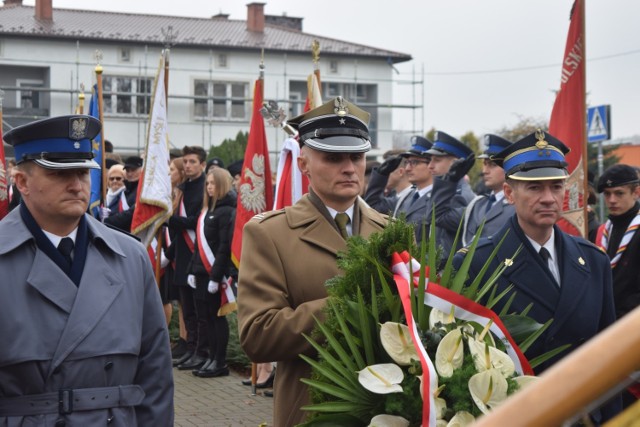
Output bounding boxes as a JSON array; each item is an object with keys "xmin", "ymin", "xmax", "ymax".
[
  {"xmin": 377, "ymin": 156, "xmax": 403, "ymax": 176},
  {"xmin": 443, "ymin": 153, "xmax": 476, "ymax": 182}
]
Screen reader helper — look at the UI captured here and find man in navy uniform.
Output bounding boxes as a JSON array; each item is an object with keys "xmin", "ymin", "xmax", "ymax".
[
  {"xmin": 0, "ymin": 115, "xmax": 174, "ymax": 426},
  {"xmin": 454, "ymin": 130, "xmax": 619, "ymax": 422},
  {"xmin": 364, "ymin": 136, "xmax": 433, "ymax": 229},
  {"xmin": 461, "ymin": 134, "xmax": 514, "ymax": 246},
  {"xmin": 424, "ymin": 131, "xmax": 476, "ymax": 256}
]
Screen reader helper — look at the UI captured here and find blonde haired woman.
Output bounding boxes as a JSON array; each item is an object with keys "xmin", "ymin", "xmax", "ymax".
[{"xmin": 188, "ymin": 167, "xmax": 236, "ymax": 377}]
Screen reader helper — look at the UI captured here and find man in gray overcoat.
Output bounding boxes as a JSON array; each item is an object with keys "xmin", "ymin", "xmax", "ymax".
[{"xmin": 0, "ymin": 115, "xmax": 174, "ymax": 426}]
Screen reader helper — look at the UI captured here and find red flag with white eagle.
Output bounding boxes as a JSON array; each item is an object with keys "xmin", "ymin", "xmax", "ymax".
[
  {"xmin": 131, "ymin": 52, "xmax": 173, "ymax": 247},
  {"xmin": 549, "ymin": 0, "xmax": 587, "ymax": 237},
  {"xmin": 231, "ymin": 76, "xmax": 273, "ymax": 267}
]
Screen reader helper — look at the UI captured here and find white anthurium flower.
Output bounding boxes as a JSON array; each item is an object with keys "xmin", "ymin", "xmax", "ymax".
[
  {"xmin": 468, "ymin": 368, "xmax": 509, "ymax": 414},
  {"xmin": 513, "ymin": 375, "xmax": 539, "ymax": 390},
  {"xmin": 436, "ymin": 421, "xmax": 448, "ymax": 427},
  {"xmin": 367, "ymin": 414, "xmax": 410, "ymax": 427},
  {"xmin": 380, "ymin": 322, "xmax": 419, "ymax": 366},
  {"xmin": 446, "ymin": 411, "xmax": 476, "ymax": 427},
  {"xmin": 429, "ymin": 307, "xmax": 455, "ymax": 330},
  {"xmin": 435, "ymin": 328, "xmax": 464, "ymax": 378},
  {"xmin": 358, "ymin": 364, "xmax": 404, "ymax": 394},
  {"xmin": 434, "ymin": 396, "xmax": 447, "ymax": 420},
  {"xmin": 467, "ymin": 338, "xmax": 515, "ymax": 377}
]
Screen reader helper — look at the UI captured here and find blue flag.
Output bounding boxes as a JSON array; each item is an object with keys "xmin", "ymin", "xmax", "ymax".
[{"xmin": 88, "ymin": 84, "xmax": 103, "ymax": 218}]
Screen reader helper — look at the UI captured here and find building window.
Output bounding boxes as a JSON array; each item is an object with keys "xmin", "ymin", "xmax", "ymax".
[
  {"xmin": 329, "ymin": 60, "xmax": 339, "ymax": 74},
  {"xmin": 119, "ymin": 48, "xmax": 132, "ymax": 63},
  {"xmin": 102, "ymin": 75, "xmax": 153, "ymax": 116},
  {"xmin": 217, "ymin": 54, "xmax": 228, "ymax": 68},
  {"xmin": 194, "ymin": 80, "xmax": 249, "ymax": 120},
  {"xmin": 16, "ymin": 79, "xmax": 43, "ymax": 109}
]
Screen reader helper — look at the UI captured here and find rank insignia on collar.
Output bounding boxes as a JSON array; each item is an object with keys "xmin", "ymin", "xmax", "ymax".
[
  {"xmin": 70, "ymin": 118, "xmax": 88, "ymax": 140},
  {"xmin": 504, "ymin": 258, "xmax": 514, "ymax": 267}
]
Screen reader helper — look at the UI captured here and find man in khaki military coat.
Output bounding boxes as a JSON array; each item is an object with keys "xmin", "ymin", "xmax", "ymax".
[{"xmin": 238, "ymin": 97, "xmax": 387, "ymax": 427}]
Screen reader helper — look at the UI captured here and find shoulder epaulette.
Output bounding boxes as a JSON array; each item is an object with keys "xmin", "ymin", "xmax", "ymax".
[{"xmin": 251, "ymin": 209, "xmax": 285, "ymax": 223}]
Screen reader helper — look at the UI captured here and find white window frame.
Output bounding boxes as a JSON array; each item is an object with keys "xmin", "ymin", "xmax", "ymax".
[
  {"xmin": 118, "ymin": 47, "xmax": 132, "ymax": 63},
  {"xmin": 193, "ymin": 79, "xmax": 249, "ymax": 121},
  {"xmin": 102, "ymin": 75, "xmax": 153, "ymax": 117}
]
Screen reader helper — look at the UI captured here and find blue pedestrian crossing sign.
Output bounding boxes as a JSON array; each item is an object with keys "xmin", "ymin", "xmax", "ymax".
[{"xmin": 587, "ymin": 105, "xmax": 611, "ymax": 143}]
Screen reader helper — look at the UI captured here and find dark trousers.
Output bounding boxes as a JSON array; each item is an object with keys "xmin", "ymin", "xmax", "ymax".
[
  {"xmin": 195, "ymin": 276, "xmax": 229, "ymax": 365},
  {"xmin": 178, "ymin": 285, "xmax": 209, "ymax": 357}
]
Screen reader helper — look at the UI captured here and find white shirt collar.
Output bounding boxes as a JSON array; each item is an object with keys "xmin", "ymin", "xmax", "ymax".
[{"xmin": 42, "ymin": 228, "xmax": 78, "ymax": 249}]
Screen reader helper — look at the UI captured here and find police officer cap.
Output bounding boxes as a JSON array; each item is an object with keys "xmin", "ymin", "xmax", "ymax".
[
  {"xmin": 597, "ymin": 164, "xmax": 640, "ymax": 193},
  {"xmin": 478, "ymin": 134, "xmax": 512, "ymax": 159},
  {"xmin": 426, "ymin": 131, "xmax": 473, "ymax": 159},
  {"xmin": 287, "ymin": 96, "xmax": 371, "ymax": 153},
  {"xmin": 123, "ymin": 155, "xmax": 143, "ymax": 170},
  {"xmin": 3, "ymin": 115, "xmax": 101, "ymax": 170},
  {"xmin": 492, "ymin": 130, "xmax": 570, "ymax": 181},
  {"xmin": 227, "ymin": 159, "xmax": 243, "ymax": 177},
  {"xmin": 401, "ymin": 135, "xmax": 433, "ymax": 158}
]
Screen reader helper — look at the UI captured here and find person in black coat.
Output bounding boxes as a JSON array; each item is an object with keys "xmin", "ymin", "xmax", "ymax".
[
  {"xmin": 168, "ymin": 146, "xmax": 207, "ymax": 370},
  {"xmin": 188, "ymin": 167, "xmax": 236, "ymax": 378},
  {"xmin": 103, "ymin": 156, "xmax": 142, "ymax": 230}
]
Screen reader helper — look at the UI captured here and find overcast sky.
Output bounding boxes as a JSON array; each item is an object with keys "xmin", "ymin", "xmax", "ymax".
[{"xmin": 28, "ymin": 0, "xmax": 640, "ymax": 141}]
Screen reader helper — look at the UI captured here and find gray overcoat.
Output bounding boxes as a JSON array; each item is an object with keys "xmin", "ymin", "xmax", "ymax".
[{"xmin": 0, "ymin": 209, "xmax": 174, "ymax": 426}]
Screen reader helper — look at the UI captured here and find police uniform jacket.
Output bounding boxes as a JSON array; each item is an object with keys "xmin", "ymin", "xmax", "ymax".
[
  {"xmin": 168, "ymin": 173, "xmax": 205, "ymax": 287},
  {"xmin": 461, "ymin": 194, "xmax": 515, "ymax": 247},
  {"xmin": 0, "ymin": 208, "xmax": 174, "ymax": 426},
  {"xmin": 422, "ymin": 178, "xmax": 475, "ymax": 254},
  {"xmin": 237, "ymin": 191, "xmax": 387, "ymax": 427}
]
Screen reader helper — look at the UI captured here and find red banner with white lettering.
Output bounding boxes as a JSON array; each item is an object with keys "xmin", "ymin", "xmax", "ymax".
[{"xmin": 549, "ymin": 0, "xmax": 587, "ymax": 237}]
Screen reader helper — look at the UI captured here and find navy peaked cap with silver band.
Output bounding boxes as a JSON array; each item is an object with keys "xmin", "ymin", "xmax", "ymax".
[
  {"xmin": 3, "ymin": 115, "xmax": 101, "ymax": 170},
  {"xmin": 492, "ymin": 130, "xmax": 570, "ymax": 181},
  {"xmin": 401, "ymin": 135, "xmax": 433, "ymax": 158},
  {"xmin": 426, "ymin": 131, "xmax": 473, "ymax": 159},
  {"xmin": 287, "ymin": 96, "xmax": 371, "ymax": 153},
  {"xmin": 478, "ymin": 134, "xmax": 512, "ymax": 159}
]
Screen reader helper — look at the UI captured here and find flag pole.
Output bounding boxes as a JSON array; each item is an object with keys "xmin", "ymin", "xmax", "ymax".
[
  {"xmin": 312, "ymin": 39, "xmax": 321, "ymax": 88},
  {"xmin": 94, "ymin": 51, "xmax": 107, "ymax": 205},
  {"xmin": 250, "ymin": 55, "xmax": 266, "ymax": 398},
  {"xmin": 579, "ymin": 0, "xmax": 589, "ymax": 234}
]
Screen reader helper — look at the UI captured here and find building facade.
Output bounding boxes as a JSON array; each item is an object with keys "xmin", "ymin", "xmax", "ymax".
[{"xmin": 0, "ymin": 0, "xmax": 412, "ymax": 158}]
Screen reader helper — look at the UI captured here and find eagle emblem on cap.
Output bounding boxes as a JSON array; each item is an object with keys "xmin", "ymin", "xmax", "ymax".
[
  {"xmin": 333, "ymin": 96, "xmax": 349, "ymax": 117},
  {"xmin": 70, "ymin": 118, "xmax": 88, "ymax": 140},
  {"xmin": 534, "ymin": 129, "xmax": 548, "ymax": 150}
]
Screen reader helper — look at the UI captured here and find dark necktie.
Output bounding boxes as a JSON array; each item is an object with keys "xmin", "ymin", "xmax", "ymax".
[
  {"xmin": 410, "ymin": 191, "xmax": 420, "ymax": 206},
  {"xmin": 58, "ymin": 237, "xmax": 74, "ymax": 266},
  {"xmin": 539, "ymin": 247, "xmax": 552, "ymax": 270},
  {"xmin": 485, "ymin": 194, "xmax": 497, "ymax": 213},
  {"xmin": 335, "ymin": 213, "xmax": 350, "ymax": 240}
]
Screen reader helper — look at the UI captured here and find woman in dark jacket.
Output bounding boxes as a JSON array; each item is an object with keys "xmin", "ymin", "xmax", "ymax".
[{"xmin": 188, "ymin": 167, "xmax": 236, "ymax": 378}]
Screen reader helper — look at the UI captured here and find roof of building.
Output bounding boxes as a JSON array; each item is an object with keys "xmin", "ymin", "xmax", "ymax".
[{"xmin": 0, "ymin": 5, "xmax": 412, "ymax": 63}]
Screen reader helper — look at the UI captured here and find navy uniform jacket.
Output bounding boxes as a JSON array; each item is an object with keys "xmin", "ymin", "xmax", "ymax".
[
  {"xmin": 0, "ymin": 208, "xmax": 174, "ymax": 426},
  {"xmin": 461, "ymin": 194, "xmax": 515, "ymax": 247},
  {"xmin": 456, "ymin": 215, "xmax": 616, "ymax": 371},
  {"xmin": 423, "ymin": 178, "xmax": 476, "ymax": 255}
]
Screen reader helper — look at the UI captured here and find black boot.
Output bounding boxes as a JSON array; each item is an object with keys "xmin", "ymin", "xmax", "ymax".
[
  {"xmin": 177, "ymin": 354, "xmax": 207, "ymax": 370},
  {"xmin": 172, "ymin": 351, "xmax": 193, "ymax": 367}
]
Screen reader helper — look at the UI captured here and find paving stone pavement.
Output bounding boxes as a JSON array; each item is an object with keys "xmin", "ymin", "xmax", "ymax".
[{"xmin": 173, "ymin": 367, "xmax": 273, "ymax": 427}]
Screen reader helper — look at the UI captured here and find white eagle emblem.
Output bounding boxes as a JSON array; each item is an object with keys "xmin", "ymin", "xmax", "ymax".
[
  {"xmin": 70, "ymin": 118, "xmax": 88, "ymax": 140},
  {"xmin": 240, "ymin": 154, "xmax": 267, "ymax": 214}
]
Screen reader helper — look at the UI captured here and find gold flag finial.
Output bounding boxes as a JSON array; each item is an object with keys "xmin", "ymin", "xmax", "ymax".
[
  {"xmin": 93, "ymin": 50, "xmax": 103, "ymax": 74},
  {"xmin": 311, "ymin": 39, "xmax": 320, "ymax": 64}
]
